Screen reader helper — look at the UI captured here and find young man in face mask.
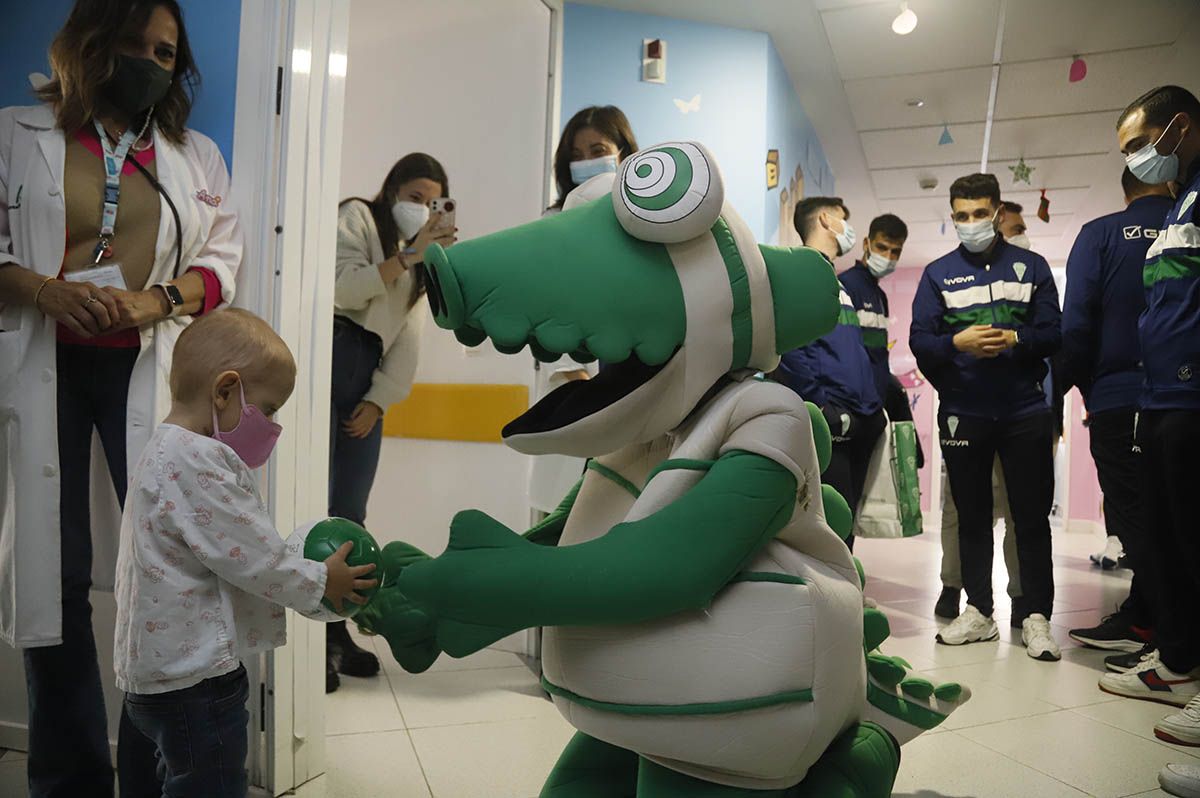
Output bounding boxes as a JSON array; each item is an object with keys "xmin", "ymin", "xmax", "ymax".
[
  {"xmin": 839, "ymin": 214, "xmax": 908, "ymax": 403},
  {"xmin": 909, "ymin": 173, "xmax": 1063, "ymax": 661},
  {"xmin": 773, "ymin": 197, "xmax": 885, "ymax": 552},
  {"xmin": 998, "ymin": 201, "xmax": 1031, "ymax": 250},
  {"xmin": 1059, "ymin": 167, "xmax": 1173, "ymax": 668},
  {"xmin": 1097, "ymin": 86, "xmax": 1200, "ymax": 739}
]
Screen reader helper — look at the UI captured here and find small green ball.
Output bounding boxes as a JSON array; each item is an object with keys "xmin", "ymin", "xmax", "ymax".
[{"xmin": 303, "ymin": 518, "xmax": 384, "ymax": 619}]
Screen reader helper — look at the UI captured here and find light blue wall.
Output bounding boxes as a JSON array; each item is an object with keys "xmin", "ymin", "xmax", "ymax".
[
  {"xmin": 561, "ymin": 2, "xmax": 831, "ymax": 243},
  {"xmin": 763, "ymin": 42, "xmax": 834, "ymax": 245},
  {"xmin": 0, "ymin": 0, "xmax": 241, "ymax": 166},
  {"xmin": 562, "ymin": 3, "xmax": 769, "ymax": 238}
]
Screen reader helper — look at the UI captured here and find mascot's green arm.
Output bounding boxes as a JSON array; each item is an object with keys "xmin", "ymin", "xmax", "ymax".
[{"xmin": 403, "ymin": 450, "xmax": 797, "ymax": 657}]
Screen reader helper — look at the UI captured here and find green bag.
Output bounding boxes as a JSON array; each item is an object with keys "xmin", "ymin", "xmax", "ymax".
[{"xmin": 853, "ymin": 416, "xmax": 923, "ymax": 539}]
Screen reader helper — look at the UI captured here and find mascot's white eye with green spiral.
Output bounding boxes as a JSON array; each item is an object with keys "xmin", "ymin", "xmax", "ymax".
[{"xmin": 612, "ymin": 141, "xmax": 725, "ymax": 244}]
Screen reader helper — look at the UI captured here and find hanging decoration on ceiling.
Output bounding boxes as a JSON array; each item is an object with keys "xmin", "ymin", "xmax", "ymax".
[
  {"xmin": 1069, "ymin": 56, "xmax": 1087, "ymax": 83},
  {"xmin": 1038, "ymin": 189, "xmax": 1051, "ymax": 223},
  {"xmin": 938, "ymin": 124, "xmax": 953, "ymax": 146},
  {"xmin": 1009, "ymin": 157, "xmax": 1034, "ymax": 184}
]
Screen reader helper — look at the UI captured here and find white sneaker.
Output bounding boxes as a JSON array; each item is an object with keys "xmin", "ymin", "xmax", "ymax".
[
  {"xmin": 1021, "ymin": 614, "xmax": 1061, "ymax": 662},
  {"xmin": 1090, "ymin": 535, "xmax": 1125, "ymax": 570},
  {"xmin": 936, "ymin": 604, "xmax": 999, "ymax": 646},
  {"xmin": 1160, "ymin": 762, "xmax": 1200, "ymax": 798},
  {"xmin": 1099, "ymin": 650, "xmax": 1200, "ymax": 707},
  {"xmin": 1157, "ymin": 693, "xmax": 1200, "ymax": 747}
]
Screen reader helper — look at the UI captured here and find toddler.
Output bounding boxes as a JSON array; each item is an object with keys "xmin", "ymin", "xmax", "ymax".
[{"xmin": 113, "ymin": 308, "xmax": 376, "ymax": 797}]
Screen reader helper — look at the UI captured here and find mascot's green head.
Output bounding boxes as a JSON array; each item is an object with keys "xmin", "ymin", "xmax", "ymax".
[{"xmin": 422, "ymin": 141, "xmax": 839, "ymax": 457}]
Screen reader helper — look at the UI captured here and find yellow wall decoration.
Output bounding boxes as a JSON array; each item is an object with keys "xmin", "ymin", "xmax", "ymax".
[{"xmin": 381, "ymin": 383, "xmax": 530, "ymax": 443}]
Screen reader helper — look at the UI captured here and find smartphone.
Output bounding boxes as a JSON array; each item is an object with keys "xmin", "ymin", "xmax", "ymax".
[{"xmin": 430, "ymin": 198, "xmax": 456, "ymax": 232}]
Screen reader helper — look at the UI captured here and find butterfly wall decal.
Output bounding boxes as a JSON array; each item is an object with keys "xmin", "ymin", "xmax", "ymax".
[{"xmin": 673, "ymin": 94, "xmax": 701, "ymax": 114}]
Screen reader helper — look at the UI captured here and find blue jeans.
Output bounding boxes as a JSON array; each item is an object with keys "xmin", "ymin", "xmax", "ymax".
[
  {"xmin": 123, "ymin": 665, "xmax": 250, "ymax": 798},
  {"xmin": 328, "ymin": 316, "xmax": 384, "ymax": 525},
  {"xmin": 23, "ymin": 343, "xmax": 159, "ymax": 798}
]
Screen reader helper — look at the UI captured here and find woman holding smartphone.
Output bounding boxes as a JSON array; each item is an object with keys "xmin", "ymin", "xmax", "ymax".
[{"xmin": 326, "ymin": 153, "xmax": 454, "ymax": 690}]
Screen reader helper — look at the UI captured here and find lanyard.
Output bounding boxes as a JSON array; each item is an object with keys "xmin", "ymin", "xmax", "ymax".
[{"xmin": 91, "ymin": 117, "xmax": 144, "ymax": 263}]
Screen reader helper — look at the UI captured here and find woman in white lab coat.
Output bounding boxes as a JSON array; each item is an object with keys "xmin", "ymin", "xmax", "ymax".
[{"xmin": 0, "ymin": 2, "xmax": 241, "ymax": 794}]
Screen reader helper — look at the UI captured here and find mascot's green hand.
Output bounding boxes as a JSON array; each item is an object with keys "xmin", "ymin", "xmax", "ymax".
[
  {"xmin": 394, "ymin": 511, "xmax": 529, "ymax": 659},
  {"xmin": 354, "ymin": 541, "xmax": 443, "ymax": 673}
]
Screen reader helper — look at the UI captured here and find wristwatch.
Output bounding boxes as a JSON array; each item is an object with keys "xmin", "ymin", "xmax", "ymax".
[{"xmin": 155, "ymin": 282, "xmax": 185, "ymax": 318}]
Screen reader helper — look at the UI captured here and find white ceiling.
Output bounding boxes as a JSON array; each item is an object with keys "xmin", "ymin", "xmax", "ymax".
[{"xmin": 575, "ymin": 0, "xmax": 1200, "ymax": 268}]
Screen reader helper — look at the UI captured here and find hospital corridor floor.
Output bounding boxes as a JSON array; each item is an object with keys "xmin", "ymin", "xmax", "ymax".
[{"xmin": 0, "ymin": 531, "xmax": 1188, "ymax": 797}]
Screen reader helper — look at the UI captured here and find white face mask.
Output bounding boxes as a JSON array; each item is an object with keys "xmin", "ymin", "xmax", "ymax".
[
  {"xmin": 569, "ymin": 154, "xmax": 619, "ymax": 186},
  {"xmin": 1007, "ymin": 232, "xmax": 1031, "ymax": 250},
  {"xmin": 392, "ymin": 201, "xmax": 430, "ymax": 241},
  {"xmin": 955, "ymin": 208, "xmax": 999, "ymax": 254},
  {"xmin": 833, "ymin": 217, "xmax": 856, "ymax": 256},
  {"xmin": 865, "ymin": 250, "xmax": 897, "ymax": 278},
  {"xmin": 1126, "ymin": 115, "xmax": 1183, "ymax": 185}
]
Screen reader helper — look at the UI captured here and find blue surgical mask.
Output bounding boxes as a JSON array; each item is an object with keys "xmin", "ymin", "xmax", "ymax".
[
  {"xmin": 866, "ymin": 250, "xmax": 897, "ymax": 278},
  {"xmin": 834, "ymin": 218, "xmax": 856, "ymax": 257},
  {"xmin": 569, "ymin": 155, "xmax": 618, "ymax": 186},
  {"xmin": 1126, "ymin": 115, "xmax": 1183, "ymax": 185},
  {"xmin": 955, "ymin": 209, "xmax": 999, "ymax": 254}
]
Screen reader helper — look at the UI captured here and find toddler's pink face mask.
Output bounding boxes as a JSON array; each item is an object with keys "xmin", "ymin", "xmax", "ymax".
[{"xmin": 212, "ymin": 380, "xmax": 282, "ymax": 469}]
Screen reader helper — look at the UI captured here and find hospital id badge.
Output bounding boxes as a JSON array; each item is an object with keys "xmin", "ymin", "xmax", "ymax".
[{"xmin": 64, "ymin": 263, "xmax": 128, "ymax": 291}]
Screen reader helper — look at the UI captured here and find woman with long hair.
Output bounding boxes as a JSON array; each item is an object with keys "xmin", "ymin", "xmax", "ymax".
[
  {"xmin": 326, "ymin": 153, "xmax": 454, "ymax": 690},
  {"xmin": 0, "ymin": 1, "xmax": 242, "ymax": 794},
  {"xmin": 548, "ymin": 105, "xmax": 638, "ymax": 211}
]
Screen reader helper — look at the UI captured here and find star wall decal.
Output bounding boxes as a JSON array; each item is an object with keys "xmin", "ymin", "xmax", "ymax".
[{"xmin": 1010, "ymin": 157, "xmax": 1034, "ymax": 184}]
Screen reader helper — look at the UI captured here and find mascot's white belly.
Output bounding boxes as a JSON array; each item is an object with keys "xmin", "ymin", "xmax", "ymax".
[{"xmin": 541, "ymin": 379, "xmax": 867, "ymax": 790}]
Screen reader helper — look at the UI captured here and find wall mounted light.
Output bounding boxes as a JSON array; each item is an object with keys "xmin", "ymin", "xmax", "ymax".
[{"xmin": 892, "ymin": 2, "xmax": 918, "ymax": 35}]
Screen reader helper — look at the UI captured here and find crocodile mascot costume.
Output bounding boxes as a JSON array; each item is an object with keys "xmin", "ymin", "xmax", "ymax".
[{"xmin": 349, "ymin": 142, "xmax": 971, "ymax": 797}]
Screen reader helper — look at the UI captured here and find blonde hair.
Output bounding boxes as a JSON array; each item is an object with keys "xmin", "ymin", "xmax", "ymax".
[{"xmin": 170, "ymin": 309, "xmax": 295, "ymax": 401}]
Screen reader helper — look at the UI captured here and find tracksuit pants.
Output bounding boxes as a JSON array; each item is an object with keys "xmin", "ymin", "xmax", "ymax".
[
  {"xmin": 1137, "ymin": 410, "xmax": 1200, "ymax": 673},
  {"xmin": 1087, "ymin": 408, "xmax": 1151, "ymax": 628},
  {"xmin": 938, "ymin": 410, "xmax": 1055, "ymax": 619},
  {"xmin": 824, "ymin": 407, "xmax": 886, "ymax": 551}
]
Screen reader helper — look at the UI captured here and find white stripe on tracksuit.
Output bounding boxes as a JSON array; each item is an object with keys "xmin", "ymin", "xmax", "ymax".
[{"xmin": 941, "ymin": 280, "xmax": 1032, "ymax": 310}]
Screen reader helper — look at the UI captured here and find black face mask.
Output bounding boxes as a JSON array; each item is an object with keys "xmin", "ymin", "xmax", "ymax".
[{"xmin": 104, "ymin": 55, "xmax": 173, "ymax": 117}]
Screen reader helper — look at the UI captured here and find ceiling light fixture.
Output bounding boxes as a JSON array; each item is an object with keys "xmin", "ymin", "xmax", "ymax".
[{"xmin": 892, "ymin": 2, "xmax": 918, "ymax": 35}]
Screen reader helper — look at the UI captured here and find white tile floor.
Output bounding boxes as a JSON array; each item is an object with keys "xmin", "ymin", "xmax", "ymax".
[
  {"xmin": 309, "ymin": 530, "xmax": 1195, "ymax": 798},
  {"xmin": 0, "ymin": 530, "xmax": 1193, "ymax": 797}
]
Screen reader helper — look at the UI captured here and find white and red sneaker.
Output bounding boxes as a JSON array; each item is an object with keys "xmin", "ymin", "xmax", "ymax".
[
  {"xmin": 1157, "ymin": 693, "xmax": 1200, "ymax": 747},
  {"xmin": 1099, "ymin": 650, "xmax": 1200, "ymax": 707}
]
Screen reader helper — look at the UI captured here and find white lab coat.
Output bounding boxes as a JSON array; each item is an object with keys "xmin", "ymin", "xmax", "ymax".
[{"xmin": 0, "ymin": 104, "xmax": 242, "ymax": 648}]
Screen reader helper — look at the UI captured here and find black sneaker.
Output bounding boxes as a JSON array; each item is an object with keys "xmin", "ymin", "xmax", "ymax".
[
  {"xmin": 328, "ymin": 619, "xmax": 381, "ymax": 678},
  {"xmin": 1105, "ymin": 642, "xmax": 1156, "ymax": 673},
  {"xmin": 1069, "ymin": 613, "xmax": 1153, "ymax": 653},
  {"xmin": 935, "ymin": 586, "xmax": 961, "ymax": 620},
  {"xmin": 326, "ymin": 659, "xmax": 340, "ymax": 693}
]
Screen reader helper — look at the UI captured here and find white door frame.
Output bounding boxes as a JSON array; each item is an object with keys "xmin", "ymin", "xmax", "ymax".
[
  {"xmin": 230, "ymin": 0, "xmax": 349, "ymax": 793},
  {"xmin": 523, "ymin": 0, "xmax": 564, "ymax": 661}
]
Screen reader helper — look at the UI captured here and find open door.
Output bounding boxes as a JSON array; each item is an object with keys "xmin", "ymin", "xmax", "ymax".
[{"xmin": 230, "ymin": 0, "xmax": 349, "ymax": 793}]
